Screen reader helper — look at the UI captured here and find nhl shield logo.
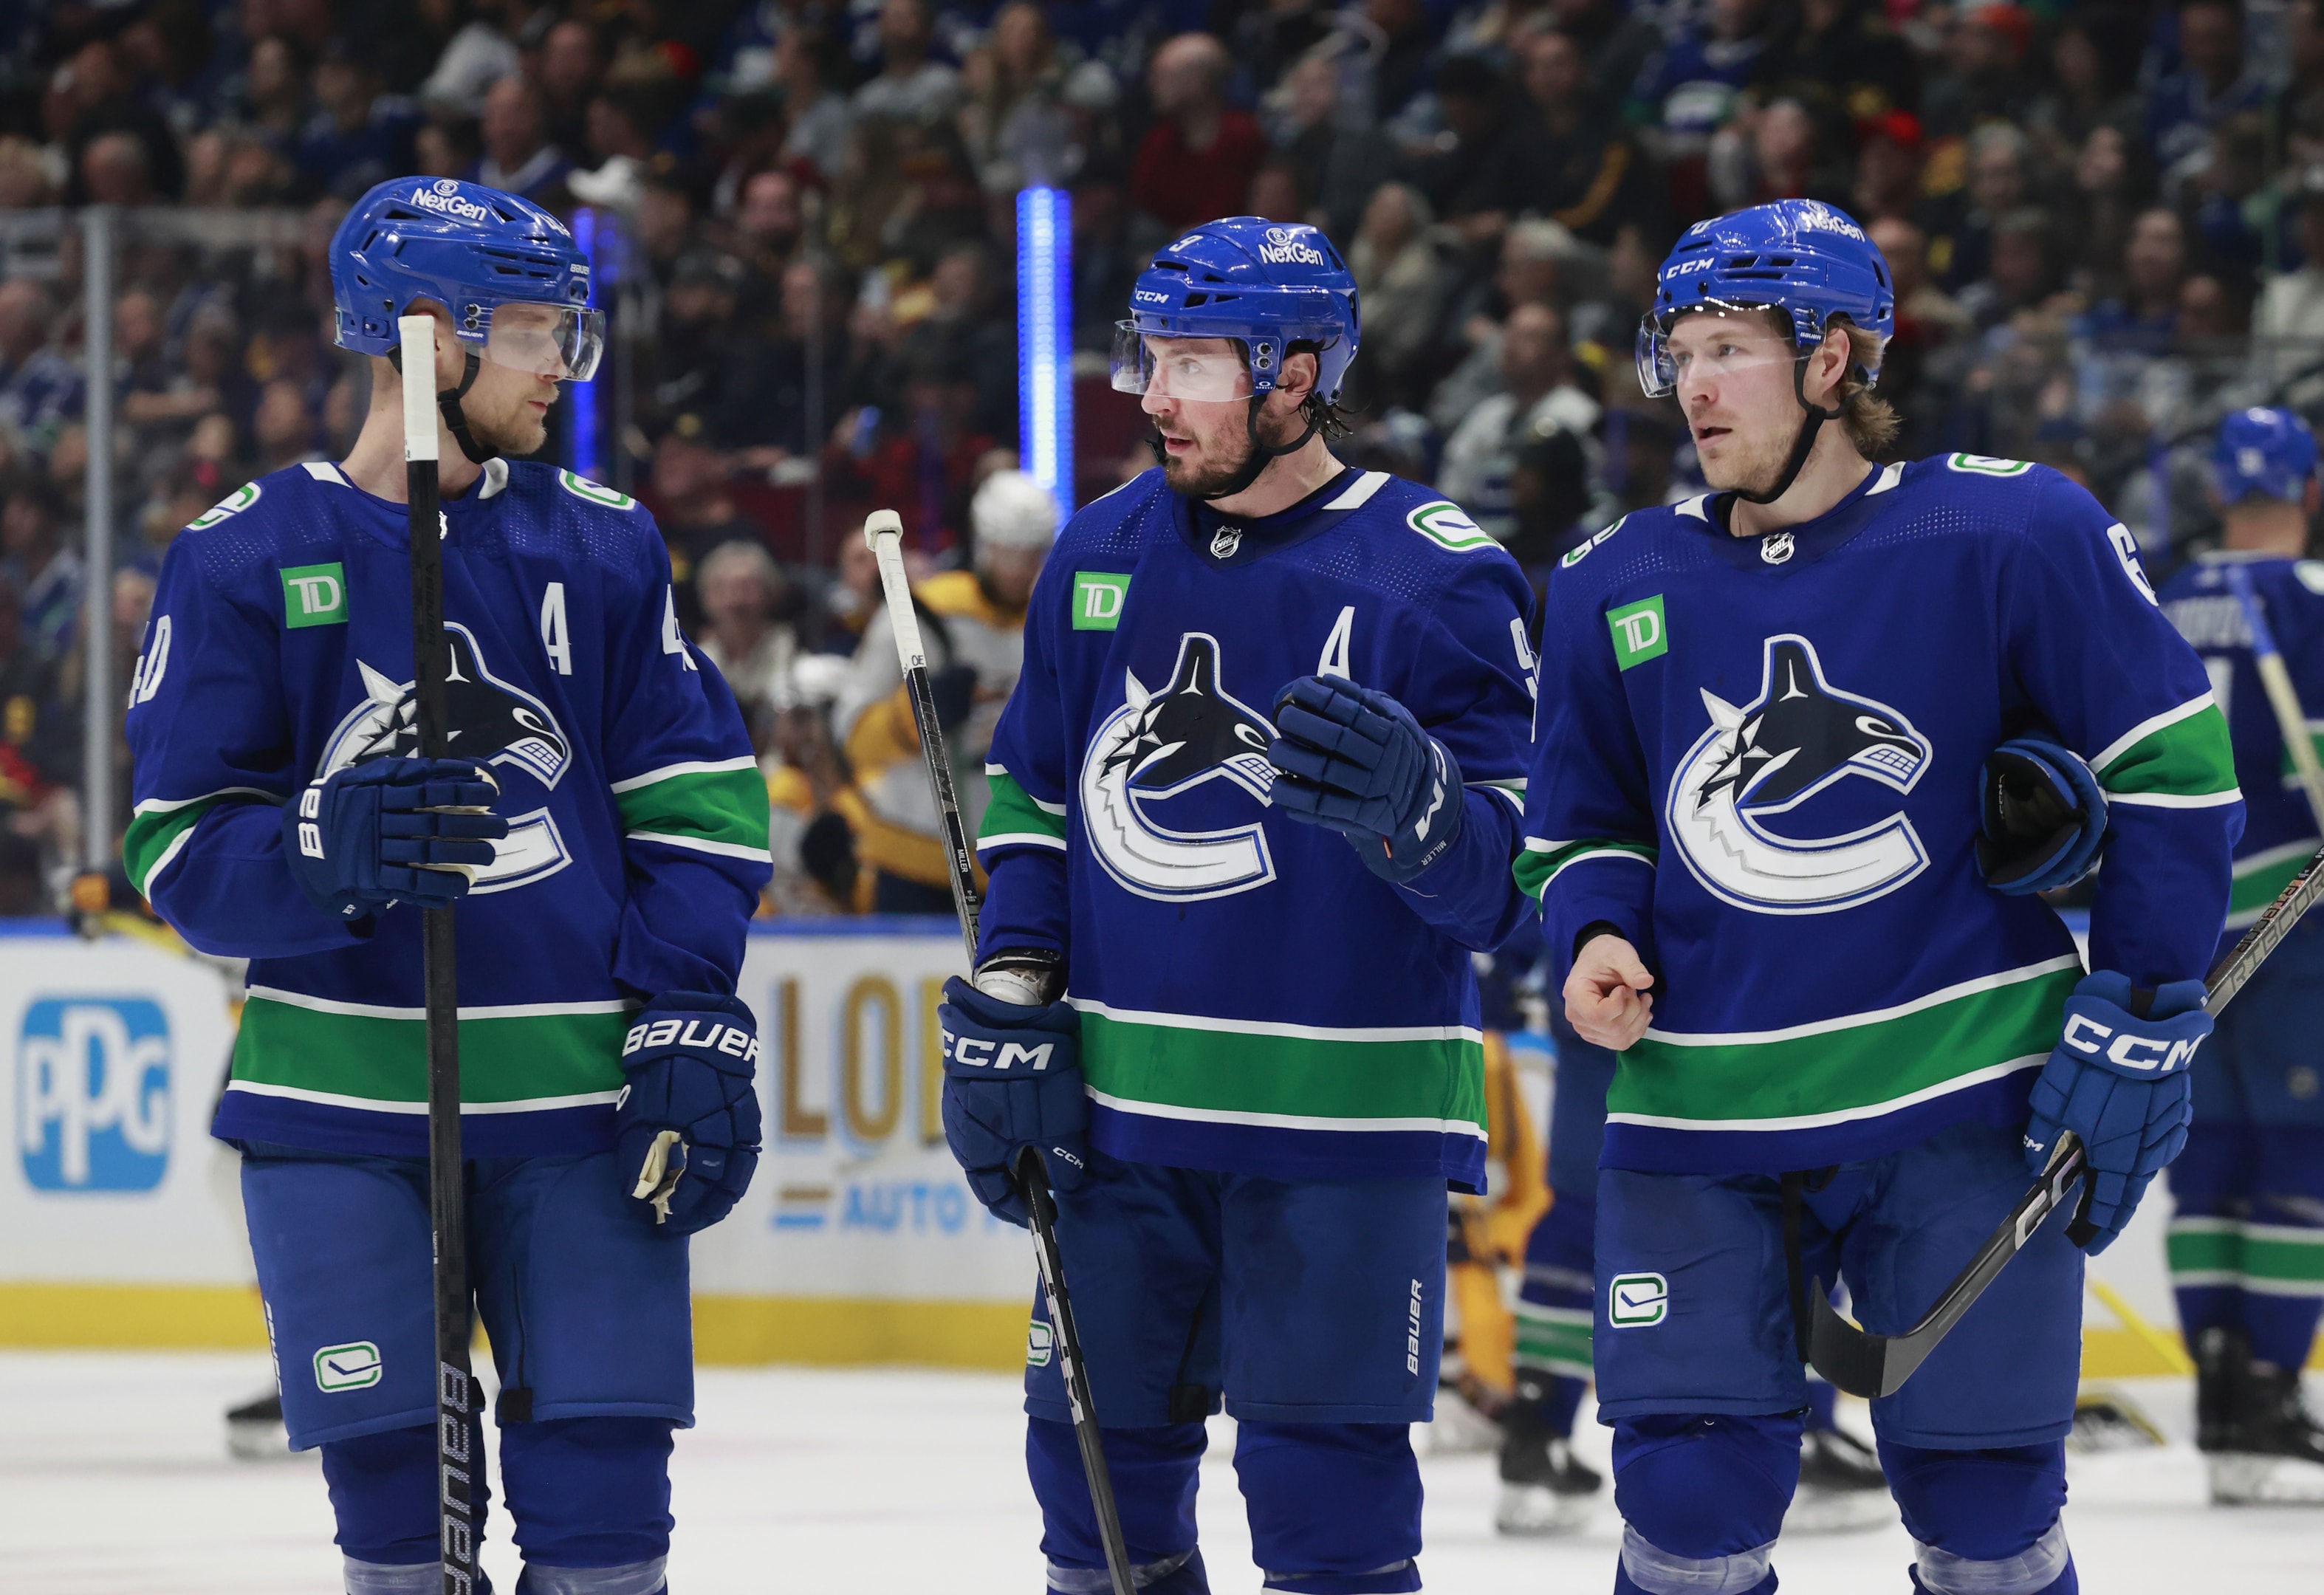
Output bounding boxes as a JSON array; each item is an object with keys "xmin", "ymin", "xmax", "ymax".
[
  {"xmin": 1665, "ymin": 634, "xmax": 1932, "ymax": 914},
  {"xmin": 1080, "ymin": 633, "xmax": 1279, "ymax": 902}
]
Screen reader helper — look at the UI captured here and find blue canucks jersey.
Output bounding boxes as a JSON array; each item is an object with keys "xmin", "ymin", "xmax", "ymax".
[
  {"xmin": 974, "ymin": 466, "xmax": 1537, "ymax": 1189},
  {"xmin": 1520, "ymin": 455, "xmax": 2241, "ymax": 1175},
  {"xmin": 123, "ymin": 459, "xmax": 771, "ymax": 1158},
  {"xmin": 2158, "ymin": 552, "xmax": 2324, "ymax": 944}
]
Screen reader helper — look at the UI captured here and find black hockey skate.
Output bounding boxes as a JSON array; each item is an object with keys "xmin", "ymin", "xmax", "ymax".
[
  {"xmin": 225, "ymin": 1386, "xmax": 291, "ymax": 1461},
  {"xmin": 2205, "ymin": 1333, "xmax": 2324, "ymax": 1505},
  {"xmin": 1783, "ymin": 1423, "xmax": 1895, "ymax": 1533},
  {"xmin": 1493, "ymin": 1401, "xmax": 1603, "ymax": 1535}
]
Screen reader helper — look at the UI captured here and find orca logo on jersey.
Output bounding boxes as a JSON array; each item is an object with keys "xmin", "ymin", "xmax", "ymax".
[
  {"xmin": 317, "ymin": 622, "xmax": 575, "ymax": 893},
  {"xmin": 1080, "ymin": 633, "xmax": 1280, "ymax": 901},
  {"xmin": 1665, "ymin": 634, "xmax": 1933, "ymax": 914}
]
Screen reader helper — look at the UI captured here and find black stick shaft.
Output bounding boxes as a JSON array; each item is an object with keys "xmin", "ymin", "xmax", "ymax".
[
  {"xmin": 864, "ymin": 515, "xmax": 1134, "ymax": 1595},
  {"xmin": 402, "ymin": 320, "xmax": 478, "ymax": 1595}
]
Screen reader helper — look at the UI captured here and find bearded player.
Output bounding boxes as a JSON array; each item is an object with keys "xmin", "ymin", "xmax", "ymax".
[
  {"xmin": 1523, "ymin": 200, "xmax": 2238, "ymax": 1594},
  {"xmin": 934, "ymin": 217, "xmax": 1537, "ymax": 1591}
]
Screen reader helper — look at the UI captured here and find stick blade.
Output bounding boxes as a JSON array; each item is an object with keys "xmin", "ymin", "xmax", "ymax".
[
  {"xmin": 864, "ymin": 508, "xmax": 903, "ymax": 549},
  {"xmin": 1806, "ymin": 1279, "xmax": 1892, "ymax": 1399}
]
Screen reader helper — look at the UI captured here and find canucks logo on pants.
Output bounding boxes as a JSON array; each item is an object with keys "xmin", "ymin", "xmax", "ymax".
[
  {"xmin": 1080, "ymin": 632, "xmax": 1280, "ymax": 902},
  {"xmin": 315, "ymin": 622, "xmax": 575, "ymax": 893},
  {"xmin": 1666, "ymin": 634, "xmax": 1932, "ymax": 914}
]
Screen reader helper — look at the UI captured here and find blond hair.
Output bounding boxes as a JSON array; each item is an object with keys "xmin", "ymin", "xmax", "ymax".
[{"xmin": 1834, "ymin": 320, "xmax": 1899, "ymax": 458}]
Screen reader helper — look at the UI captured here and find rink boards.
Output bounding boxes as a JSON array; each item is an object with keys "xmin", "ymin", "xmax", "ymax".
[{"xmin": 0, "ymin": 922, "xmax": 2272, "ymax": 1375}]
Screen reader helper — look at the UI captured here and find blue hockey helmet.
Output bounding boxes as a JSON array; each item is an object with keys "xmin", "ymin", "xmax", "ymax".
[
  {"xmin": 2212, "ymin": 406, "xmax": 2319, "ymax": 504},
  {"xmin": 328, "ymin": 176, "xmax": 603, "ymax": 381},
  {"xmin": 1636, "ymin": 199, "xmax": 1894, "ymax": 400},
  {"xmin": 1112, "ymin": 218, "xmax": 1360, "ymax": 406}
]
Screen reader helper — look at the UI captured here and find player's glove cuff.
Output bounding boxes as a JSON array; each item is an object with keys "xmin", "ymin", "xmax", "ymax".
[
  {"xmin": 283, "ymin": 757, "xmax": 506, "ymax": 918},
  {"xmin": 1268, "ymin": 675, "xmax": 1465, "ymax": 885},
  {"xmin": 1976, "ymin": 733, "xmax": 2107, "ymax": 896},
  {"xmin": 937, "ymin": 975, "xmax": 1087, "ymax": 1227},
  {"xmin": 615, "ymin": 991, "xmax": 764, "ymax": 1236}
]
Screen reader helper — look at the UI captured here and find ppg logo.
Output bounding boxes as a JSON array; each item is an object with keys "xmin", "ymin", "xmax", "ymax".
[{"xmin": 18, "ymin": 998, "xmax": 171, "ymax": 1191}]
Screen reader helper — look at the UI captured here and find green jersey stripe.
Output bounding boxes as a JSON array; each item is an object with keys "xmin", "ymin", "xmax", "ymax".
[
  {"xmin": 1607, "ymin": 962, "xmax": 2077, "ymax": 1128},
  {"xmin": 233, "ymin": 995, "xmax": 628, "ymax": 1107},
  {"xmin": 611, "ymin": 764, "xmax": 772, "ymax": 854},
  {"xmin": 2094, "ymin": 699, "xmax": 2237, "ymax": 799},
  {"xmin": 1513, "ymin": 839, "xmax": 1657, "ymax": 901},
  {"xmin": 985, "ymin": 764, "xmax": 1067, "ymax": 814},
  {"xmin": 1087, "ymin": 1085, "xmax": 1488, "ymax": 1139},
  {"xmin": 980, "ymin": 770, "xmax": 1069, "ymax": 844},
  {"xmin": 608, "ymin": 755, "xmax": 759, "ymax": 792},
  {"xmin": 1641, "ymin": 956, "xmax": 2080, "ymax": 1048},
  {"xmin": 1080, "ymin": 1009, "xmax": 1485, "ymax": 1130},
  {"xmin": 123, "ymin": 790, "xmax": 267, "ymax": 896},
  {"xmin": 1513, "ymin": 1303, "xmax": 1594, "ymax": 1374}
]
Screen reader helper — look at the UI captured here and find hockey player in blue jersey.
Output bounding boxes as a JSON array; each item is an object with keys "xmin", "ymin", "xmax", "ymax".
[
  {"xmin": 123, "ymin": 177, "xmax": 771, "ymax": 1594},
  {"xmin": 2155, "ymin": 405, "xmax": 2324, "ymax": 1504},
  {"xmin": 933, "ymin": 217, "xmax": 1537, "ymax": 1591},
  {"xmin": 1522, "ymin": 200, "xmax": 2239, "ymax": 1594}
]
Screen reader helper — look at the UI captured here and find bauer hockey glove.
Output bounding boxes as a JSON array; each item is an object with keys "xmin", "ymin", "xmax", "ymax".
[
  {"xmin": 937, "ymin": 975, "xmax": 1087, "ymax": 1227},
  {"xmin": 1977, "ymin": 732, "xmax": 2108, "ymax": 896},
  {"xmin": 2024, "ymin": 971, "xmax": 2209, "ymax": 1254},
  {"xmin": 1267, "ymin": 674, "xmax": 1464, "ymax": 886},
  {"xmin": 281, "ymin": 757, "xmax": 507, "ymax": 918},
  {"xmin": 615, "ymin": 992, "xmax": 764, "ymax": 1235}
]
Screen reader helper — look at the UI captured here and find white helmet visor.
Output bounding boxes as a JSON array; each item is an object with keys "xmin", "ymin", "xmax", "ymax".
[
  {"xmin": 479, "ymin": 302, "xmax": 607, "ymax": 381},
  {"xmin": 1110, "ymin": 325, "xmax": 1253, "ymax": 404},
  {"xmin": 1634, "ymin": 303, "xmax": 1797, "ymax": 399}
]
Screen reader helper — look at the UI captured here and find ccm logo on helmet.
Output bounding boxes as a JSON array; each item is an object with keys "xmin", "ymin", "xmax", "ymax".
[
  {"xmin": 941, "ymin": 1025, "xmax": 1056, "ymax": 1071},
  {"xmin": 2060, "ymin": 1014, "xmax": 2202, "ymax": 1074},
  {"xmin": 1258, "ymin": 227, "xmax": 1326, "ymax": 267},
  {"xmin": 406, "ymin": 183, "xmax": 490, "ymax": 222},
  {"xmin": 1135, "ymin": 289, "xmax": 1169, "ymax": 303},
  {"xmin": 623, "ymin": 1018, "xmax": 763, "ymax": 1062}
]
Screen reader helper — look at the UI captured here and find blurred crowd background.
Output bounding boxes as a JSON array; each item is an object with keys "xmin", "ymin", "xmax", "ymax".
[{"xmin": 4, "ymin": 0, "xmax": 2324, "ymax": 920}]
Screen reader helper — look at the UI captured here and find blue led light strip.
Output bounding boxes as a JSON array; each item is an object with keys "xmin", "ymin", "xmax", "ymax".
[{"xmin": 1017, "ymin": 187, "xmax": 1074, "ymax": 519}]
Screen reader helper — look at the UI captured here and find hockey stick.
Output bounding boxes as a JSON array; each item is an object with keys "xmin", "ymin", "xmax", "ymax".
[
  {"xmin": 863, "ymin": 510, "xmax": 1136, "ymax": 1595},
  {"xmin": 399, "ymin": 315, "xmax": 480, "ymax": 1595},
  {"xmin": 1809, "ymin": 838, "xmax": 2324, "ymax": 1397}
]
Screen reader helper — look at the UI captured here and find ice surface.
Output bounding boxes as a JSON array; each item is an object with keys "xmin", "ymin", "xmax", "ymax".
[{"xmin": 4, "ymin": 1352, "xmax": 2318, "ymax": 1592}]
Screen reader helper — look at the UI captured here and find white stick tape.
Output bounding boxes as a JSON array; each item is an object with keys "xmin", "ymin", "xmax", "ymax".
[
  {"xmin": 398, "ymin": 315, "xmax": 439, "ymax": 463},
  {"xmin": 863, "ymin": 510, "xmax": 928, "ymax": 671}
]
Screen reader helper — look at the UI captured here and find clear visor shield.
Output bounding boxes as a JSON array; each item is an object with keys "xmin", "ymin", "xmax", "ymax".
[
  {"xmin": 1634, "ymin": 304, "xmax": 1798, "ymax": 399},
  {"xmin": 479, "ymin": 303, "xmax": 606, "ymax": 381},
  {"xmin": 1110, "ymin": 324, "xmax": 1253, "ymax": 403}
]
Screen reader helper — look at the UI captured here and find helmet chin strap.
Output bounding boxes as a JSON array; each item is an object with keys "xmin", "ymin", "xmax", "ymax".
[
  {"xmin": 1728, "ymin": 354, "xmax": 1842, "ymax": 510},
  {"xmin": 1194, "ymin": 394, "xmax": 1324, "ymax": 502},
  {"xmin": 386, "ymin": 343, "xmax": 502, "ymax": 466}
]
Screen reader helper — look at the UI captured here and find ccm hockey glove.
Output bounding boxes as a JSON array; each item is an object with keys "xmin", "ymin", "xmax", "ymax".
[
  {"xmin": 937, "ymin": 975, "xmax": 1087, "ymax": 1227},
  {"xmin": 1268, "ymin": 674, "xmax": 1464, "ymax": 886},
  {"xmin": 1977, "ymin": 732, "xmax": 2107, "ymax": 896},
  {"xmin": 615, "ymin": 992, "xmax": 763, "ymax": 1235},
  {"xmin": 281, "ymin": 757, "xmax": 506, "ymax": 918},
  {"xmin": 2024, "ymin": 971, "xmax": 2210, "ymax": 1254}
]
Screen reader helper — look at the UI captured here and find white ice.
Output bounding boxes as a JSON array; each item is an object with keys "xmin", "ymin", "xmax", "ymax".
[{"xmin": 4, "ymin": 1352, "xmax": 2318, "ymax": 1592}]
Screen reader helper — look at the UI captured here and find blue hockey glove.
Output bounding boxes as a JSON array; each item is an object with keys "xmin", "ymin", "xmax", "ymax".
[
  {"xmin": 938, "ymin": 975, "xmax": 1087, "ymax": 1227},
  {"xmin": 1976, "ymin": 733, "xmax": 2106, "ymax": 896},
  {"xmin": 1267, "ymin": 675, "xmax": 1464, "ymax": 886},
  {"xmin": 615, "ymin": 992, "xmax": 763, "ymax": 1235},
  {"xmin": 2024, "ymin": 972, "xmax": 2210, "ymax": 1254},
  {"xmin": 282, "ymin": 758, "xmax": 507, "ymax": 919}
]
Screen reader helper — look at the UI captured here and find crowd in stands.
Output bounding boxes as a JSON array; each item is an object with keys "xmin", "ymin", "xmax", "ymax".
[{"xmin": 4, "ymin": 0, "xmax": 2324, "ymax": 917}]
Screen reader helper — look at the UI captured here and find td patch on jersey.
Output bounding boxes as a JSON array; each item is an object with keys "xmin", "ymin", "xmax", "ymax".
[
  {"xmin": 316, "ymin": 622, "xmax": 575, "ymax": 893},
  {"xmin": 1080, "ymin": 631, "xmax": 1280, "ymax": 902},
  {"xmin": 1665, "ymin": 633, "xmax": 1932, "ymax": 915}
]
